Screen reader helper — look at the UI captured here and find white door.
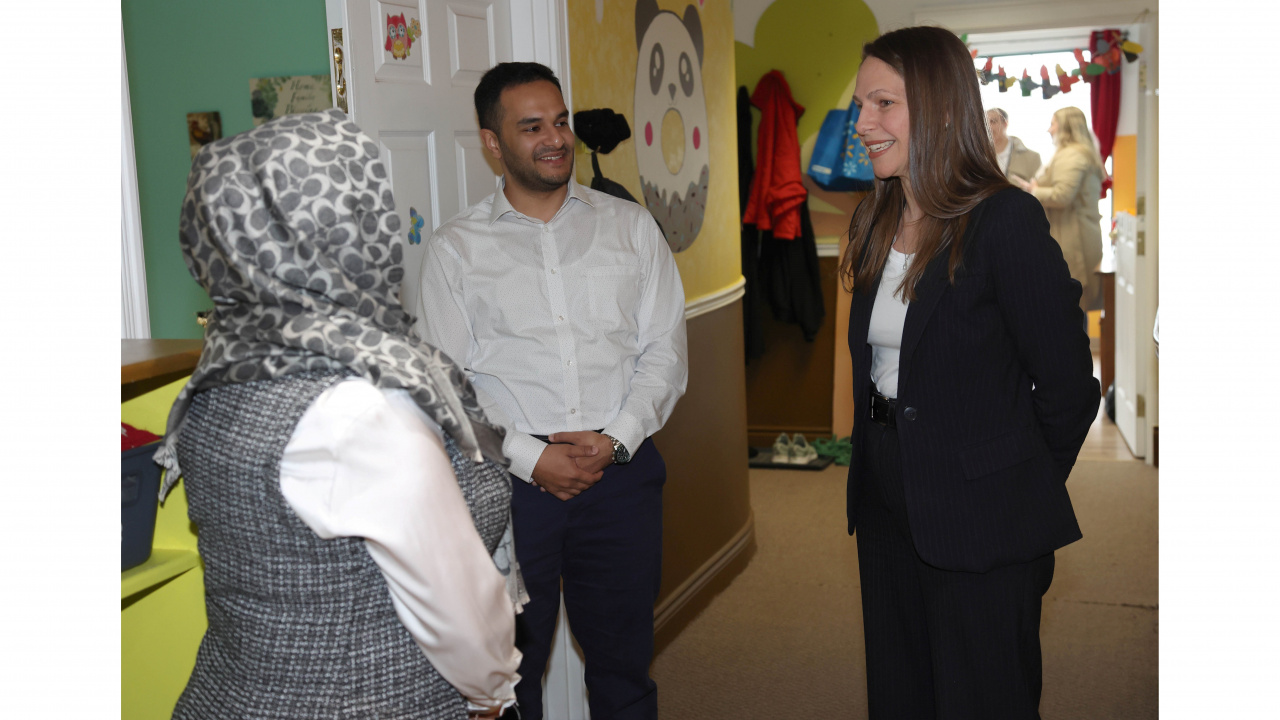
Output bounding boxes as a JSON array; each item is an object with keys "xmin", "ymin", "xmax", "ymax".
[
  {"xmin": 1111, "ymin": 17, "xmax": 1159, "ymax": 461},
  {"xmin": 1113, "ymin": 210, "xmax": 1144, "ymax": 457},
  {"xmin": 326, "ymin": 0, "xmax": 511, "ymax": 313},
  {"xmin": 325, "ymin": 2, "xmax": 590, "ymax": 716}
]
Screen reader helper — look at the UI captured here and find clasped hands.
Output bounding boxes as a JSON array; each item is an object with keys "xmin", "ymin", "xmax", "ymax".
[{"xmin": 530, "ymin": 430, "xmax": 614, "ymax": 501}]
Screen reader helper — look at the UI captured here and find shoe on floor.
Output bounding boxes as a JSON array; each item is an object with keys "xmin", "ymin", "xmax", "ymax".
[
  {"xmin": 790, "ymin": 434, "xmax": 818, "ymax": 465},
  {"xmin": 771, "ymin": 433, "xmax": 793, "ymax": 463}
]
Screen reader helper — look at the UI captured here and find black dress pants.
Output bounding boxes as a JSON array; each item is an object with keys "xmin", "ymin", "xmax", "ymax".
[
  {"xmin": 509, "ymin": 438, "xmax": 665, "ymax": 720},
  {"xmin": 855, "ymin": 420, "xmax": 1055, "ymax": 720}
]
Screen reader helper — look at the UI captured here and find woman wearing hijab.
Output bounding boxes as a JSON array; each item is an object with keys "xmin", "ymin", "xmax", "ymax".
[
  {"xmin": 842, "ymin": 27, "xmax": 1099, "ymax": 719},
  {"xmin": 153, "ymin": 109, "xmax": 566, "ymax": 719},
  {"xmin": 1021, "ymin": 106, "xmax": 1106, "ymax": 310}
]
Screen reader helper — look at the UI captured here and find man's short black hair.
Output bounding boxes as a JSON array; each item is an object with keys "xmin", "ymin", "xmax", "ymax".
[{"xmin": 474, "ymin": 62, "xmax": 563, "ymax": 133}]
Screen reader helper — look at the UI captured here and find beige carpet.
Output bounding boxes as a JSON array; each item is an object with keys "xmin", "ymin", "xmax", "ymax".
[{"xmin": 651, "ymin": 459, "xmax": 1158, "ymax": 718}]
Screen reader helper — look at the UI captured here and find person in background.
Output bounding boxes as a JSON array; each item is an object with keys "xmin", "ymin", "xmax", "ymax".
[
  {"xmin": 842, "ymin": 26, "xmax": 1100, "ymax": 719},
  {"xmin": 154, "ymin": 109, "xmax": 524, "ymax": 720},
  {"xmin": 986, "ymin": 107, "xmax": 1042, "ymax": 183},
  {"xmin": 414, "ymin": 62, "xmax": 688, "ymax": 720},
  {"xmin": 1021, "ymin": 106, "xmax": 1106, "ymax": 312}
]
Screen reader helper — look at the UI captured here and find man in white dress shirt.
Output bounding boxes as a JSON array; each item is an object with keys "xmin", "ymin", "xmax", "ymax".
[{"xmin": 414, "ymin": 62, "xmax": 688, "ymax": 720}]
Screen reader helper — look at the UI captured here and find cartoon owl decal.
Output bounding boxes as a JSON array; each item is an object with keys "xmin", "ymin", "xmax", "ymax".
[
  {"xmin": 633, "ymin": 0, "xmax": 708, "ymax": 253},
  {"xmin": 385, "ymin": 13, "xmax": 414, "ymax": 60}
]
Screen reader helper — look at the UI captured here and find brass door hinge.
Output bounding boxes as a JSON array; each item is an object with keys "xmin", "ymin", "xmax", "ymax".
[
  {"xmin": 1136, "ymin": 196, "xmax": 1145, "ymax": 217},
  {"xmin": 1137, "ymin": 231, "xmax": 1145, "ymax": 256},
  {"xmin": 1136, "ymin": 394, "xmax": 1146, "ymax": 418}
]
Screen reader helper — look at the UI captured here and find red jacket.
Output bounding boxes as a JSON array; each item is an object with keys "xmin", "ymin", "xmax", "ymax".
[{"xmin": 742, "ymin": 70, "xmax": 807, "ymax": 240}]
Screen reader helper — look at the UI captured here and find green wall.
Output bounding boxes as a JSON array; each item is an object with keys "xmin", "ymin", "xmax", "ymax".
[{"xmin": 123, "ymin": 0, "xmax": 330, "ymax": 339}]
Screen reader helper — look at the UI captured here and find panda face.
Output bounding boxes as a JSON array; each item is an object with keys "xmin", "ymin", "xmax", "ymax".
[
  {"xmin": 634, "ymin": 9, "xmax": 709, "ymax": 252},
  {"xmin": 646, "ymin": 38, "xmax": 696, "ymax": 101}
]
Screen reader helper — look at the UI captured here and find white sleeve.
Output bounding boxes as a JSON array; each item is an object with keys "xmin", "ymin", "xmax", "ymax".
[
  {"xmin": 279, "ymin": 378, "xmax": 520, "ymax": 713},
  {"xmin": 601, "ymin": 210, "xmax": 689, "ymax": 455}
]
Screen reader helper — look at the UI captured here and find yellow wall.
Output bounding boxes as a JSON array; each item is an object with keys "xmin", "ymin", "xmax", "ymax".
[{"xmin": 567, "ymin": 0, "xmax": 740, "ymax": 301}]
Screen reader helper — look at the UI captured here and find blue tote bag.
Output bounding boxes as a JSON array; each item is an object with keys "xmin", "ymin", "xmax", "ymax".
[{"xmin": 807, "ymin": 102, "xmax": 874, "ymax": 192}]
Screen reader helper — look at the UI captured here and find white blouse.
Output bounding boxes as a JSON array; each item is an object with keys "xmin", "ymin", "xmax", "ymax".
[
  {"xmin": 868, "ymin": 248, "xmax": 913, "ymax": 399},
  {"xmin": 278, "ymin": 377, "xmax": 520, "ymax": 714}
]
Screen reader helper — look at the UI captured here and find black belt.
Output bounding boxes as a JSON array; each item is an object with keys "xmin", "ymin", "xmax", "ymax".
[
  {"xmin": 869, "ymin": 389, "xmax": 897, "ymax": 428},
  {"xmin": 533, "ymin": 430, "xmax": 605, "ymax": 443}
]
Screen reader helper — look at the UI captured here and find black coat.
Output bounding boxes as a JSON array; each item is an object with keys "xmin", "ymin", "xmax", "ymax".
[{"xmin": 846, "ymin": 188, "xmax": 1100, "ymax": 573}]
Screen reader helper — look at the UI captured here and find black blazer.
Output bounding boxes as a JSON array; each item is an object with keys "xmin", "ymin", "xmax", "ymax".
[{"xmin": 846, "ymin": 188, "xmax": 1099, "ymax": 573}]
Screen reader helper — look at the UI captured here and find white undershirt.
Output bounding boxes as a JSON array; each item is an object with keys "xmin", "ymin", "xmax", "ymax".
[
  {"xmin": 996, "ymin": 141, "xmax": 1013, "ymax": 175},
  {"xmin": 868, "ymin": 248, "xmax": 912, "ymax": 398},
  {"xmin": 278, "ymin": 377, "xmax": 520, "ymax": 714}
]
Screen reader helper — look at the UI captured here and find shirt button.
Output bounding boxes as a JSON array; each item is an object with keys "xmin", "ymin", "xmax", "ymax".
[
  {"xmin": 570, "ymin": 408, "xmax": 577, "ymax": 414},
  {"xmin": 551, "ymin": 268, "xmax": 557, "ymax": 274},
  {"xmin": 558, "ymin": 315, "xmax": 564, "ymax": 322},
  {"xmin": 903, "ymin": 407, "xmax": 918, "ymax": 421},
  {"xmin": 567, "ymin": 360, "xmax": 574, "ymax": 366}
]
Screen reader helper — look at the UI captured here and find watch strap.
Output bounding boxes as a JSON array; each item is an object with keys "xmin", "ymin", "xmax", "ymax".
[{"xmin": 604, "ymin": 434, "xmax": 631, "ymax": 464}]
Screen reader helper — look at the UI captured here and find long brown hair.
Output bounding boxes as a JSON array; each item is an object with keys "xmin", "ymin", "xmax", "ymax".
[
  {"xmin": 1051, "ymin": 106, "xmax": 1105, "ymax": 176},
  {"xmin": 839, "ymin": 26, "xmax": 1011, "ymax": 298}
]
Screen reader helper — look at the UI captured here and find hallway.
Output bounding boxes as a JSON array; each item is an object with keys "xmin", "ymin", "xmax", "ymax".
[{"xmin": 651, "ymin": 404, "xmax": 1158, "ymax": 718}]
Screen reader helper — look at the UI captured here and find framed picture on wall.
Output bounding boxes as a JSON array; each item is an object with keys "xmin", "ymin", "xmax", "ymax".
[
  {"xmin": 187, "ymin": 111, "xmax": 222, "ymax": 159},
  {"xmin": 249, "ymin": 74, "xmax": 334, "ymax": 127}
]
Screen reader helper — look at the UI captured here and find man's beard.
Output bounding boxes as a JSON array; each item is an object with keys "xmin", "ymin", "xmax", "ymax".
[{"xmin": 503, "ymin": 141, "xmax": 574, "ymax": 192}]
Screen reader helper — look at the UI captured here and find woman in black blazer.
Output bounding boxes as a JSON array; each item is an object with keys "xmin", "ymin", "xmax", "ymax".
[{"xmin": 842, "ymin": 27, "xmax": 1100, "ymax": 720}]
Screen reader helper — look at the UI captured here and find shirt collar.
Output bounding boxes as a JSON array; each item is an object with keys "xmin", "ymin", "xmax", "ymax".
[{"xmin": 488, "ymin": 175, "xmax": 595, "ymax": 225}]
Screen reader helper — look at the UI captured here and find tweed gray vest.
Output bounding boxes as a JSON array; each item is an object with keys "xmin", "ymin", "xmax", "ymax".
[{"xmin": 172, "ymin": 372, "xmax": 512, "ymax": 719}]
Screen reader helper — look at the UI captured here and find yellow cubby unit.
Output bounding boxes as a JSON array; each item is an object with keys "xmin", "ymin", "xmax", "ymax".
[{"xmin": 121, "ymin": 343, "xmax": 205, "ymax": 720}]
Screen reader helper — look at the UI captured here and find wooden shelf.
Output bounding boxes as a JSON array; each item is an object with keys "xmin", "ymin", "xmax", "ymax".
[
  {"xmin": 122, "ymin": 340, "xmax": 203, "ymax": 385},
  {"xmin": 122, "ymin": 548, "xmax": 200, "ymax": 600}
]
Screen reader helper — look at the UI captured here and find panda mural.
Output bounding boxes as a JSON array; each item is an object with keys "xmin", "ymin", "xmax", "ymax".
[{"xmin": 634, "ymin": 0, "xmax": 708, "ymax": 253}]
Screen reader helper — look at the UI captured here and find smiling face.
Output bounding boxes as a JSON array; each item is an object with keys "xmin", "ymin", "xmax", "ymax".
[
  {"xmin": 484, "ymin": 79, "xmax": 575, "ymax": 194},
  {"xmin": 853, "ymin": 57, "xmax": 911, "ymax": 184}
]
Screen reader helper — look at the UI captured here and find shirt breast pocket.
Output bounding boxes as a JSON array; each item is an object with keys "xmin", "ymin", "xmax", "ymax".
[{"xmin": 586, "ymin": 265, "xmax": 641, "ymax": 336}]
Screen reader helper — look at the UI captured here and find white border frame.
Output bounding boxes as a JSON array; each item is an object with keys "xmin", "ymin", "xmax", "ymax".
[{"xmin": 121, "ymin": 22, "xmax": 150, "ymax": 340}]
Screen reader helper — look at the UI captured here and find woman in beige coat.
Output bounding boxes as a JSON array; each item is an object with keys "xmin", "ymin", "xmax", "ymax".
[{"xmin": 1020, "ymin": 107, "xmax": 1105, "ymax": 310}]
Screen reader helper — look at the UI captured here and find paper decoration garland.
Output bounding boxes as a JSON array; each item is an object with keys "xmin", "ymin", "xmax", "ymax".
[{"xmin": 964, "ymin": 33, "xmax": 1144, "ymax": 100}]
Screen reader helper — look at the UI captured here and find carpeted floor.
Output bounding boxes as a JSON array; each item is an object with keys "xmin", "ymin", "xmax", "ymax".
[{"xmin": 651, "ymin": 458, "xmax": 1158, "ymax": 718}]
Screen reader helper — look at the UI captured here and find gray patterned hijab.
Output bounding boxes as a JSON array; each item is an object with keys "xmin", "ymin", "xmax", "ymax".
[{"xmin": 155, "ymin": 109, "xmax": 508, "ymax": 499}]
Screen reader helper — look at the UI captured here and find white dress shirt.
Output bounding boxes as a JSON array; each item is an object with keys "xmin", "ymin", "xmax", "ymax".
[
  {"xmin": 868, "ymin": 248, "xmax": 913, "ymax": 398},
  {"xmin": 279, "ymin": 377, "xmax": 520, "ymax": 713},
  {"xmin": 413, "ymin": 177, "xmax": 689, "ymax": 482}
]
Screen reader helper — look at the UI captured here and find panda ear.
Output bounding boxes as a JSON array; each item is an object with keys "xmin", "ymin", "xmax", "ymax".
[
  {"xmin": 683, "ymin": 5, "xmax": 703, "ymax": 66},
  {"xmin": 636, "ymin": 0, "xmax": 660, "ymax": 50}
]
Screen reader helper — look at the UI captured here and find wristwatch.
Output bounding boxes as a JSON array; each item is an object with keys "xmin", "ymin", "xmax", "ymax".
[{"xmin": 604, "ymin": 434, "xmax": 631, "ymax": 465}]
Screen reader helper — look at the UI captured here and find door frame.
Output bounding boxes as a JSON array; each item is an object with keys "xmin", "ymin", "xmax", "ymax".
[{"xmin": 121, "ymin": 21, "xmax": 150, "ymax": 340}]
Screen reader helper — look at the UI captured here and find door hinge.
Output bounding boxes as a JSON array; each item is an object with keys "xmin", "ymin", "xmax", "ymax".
[
  {"xmin": 1136, "ymin": 196, "xmax": 1145, "ymax": 217},
  {"xmin": 1139, "ymin": 62, "xmax": 1147, "ymax": 92},
  {"xmin": 331, "ymin": 28, "xmax": 348, "ymax": 113},
  {"xmin": 1137, "ymin": 231, "xmax": 1145, "ymax": 256},
  {"xmin": 1136, "ymin": 394, "xmax": 1146, "ymax": 418}
]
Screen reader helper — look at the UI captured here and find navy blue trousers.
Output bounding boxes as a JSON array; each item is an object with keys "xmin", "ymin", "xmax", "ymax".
[
  {"xmin": 856, "ymin": 421, "xmax": 1055, "ymax": 720},
  {"xmin": 510, "ymin": 438, "xmax": 664, "ymax": 720}
]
